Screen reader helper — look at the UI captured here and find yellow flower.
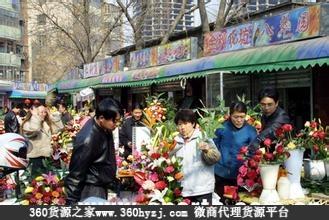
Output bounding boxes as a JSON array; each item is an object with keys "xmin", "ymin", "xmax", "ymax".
[
  {"xmin": 35, "ymin": 193, "xmax": 43, "ymax": 200},
  {"xmin": 44, "ymin": 187, "xmax": 51, "ymax": 192},
  {"xmin": 35, "ymin": 176, "xmax": 44, "ymax": 182},
  {"xmin": 218, "ymin": 116, "xmax": 225, "ymax": 123},
  {"xmin": 24, "ymin": 186, "xmax": 34, "ymax": 194},
  {"xmin": 122, "ymin": 161, "xmax": 128, "ymax": 167},
  {"xmin": 127, "ymin": 155, "xmax": 134, "ymax": 162},
  {"xmin": 20, "ymin": 200, "xmax": 30, "ymax": 205},
  {"xmin": 254, "ymin": 120, "xmax": 262, "ymax": 126},
  {"xmin": 287, "ymin": 141, "xmax": 296, "ymax": 150},
  {"xmin": 245, "ymin": 115, "xmax": 251, "ymax": 121}
]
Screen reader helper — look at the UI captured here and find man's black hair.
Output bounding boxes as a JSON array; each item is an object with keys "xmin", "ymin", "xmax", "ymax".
[
  {"xmin": 174, "ymin": 109, "xmax": 197, "ymax": 125},
  {"xmin": 95, "ymin": 98, "xmax": 123, "ymax": 120},
  {"xmin": 258, "ymin": 87, "xmax": 279, "ymax": 103}
]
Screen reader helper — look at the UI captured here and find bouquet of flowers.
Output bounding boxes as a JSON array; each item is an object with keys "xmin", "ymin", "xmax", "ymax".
[
  {"xmin": 237, "ymin": 146, "xmax": 262, "ymax": 194},
  {"xmin": 20, "ymin": 172, "xmax": 66, "ymax": 205},
  {"xmin": 134, "ymin": 152, "xmax": 186, "ymax": 205}
]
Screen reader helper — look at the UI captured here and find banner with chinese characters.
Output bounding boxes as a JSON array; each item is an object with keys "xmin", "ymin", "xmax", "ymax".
[
  {"xmin": 253, "ymin": 5, "xmax": 320, "ymax": 47},
  {"xmin": 204, "ymin": 5, "xmax": 320, "ymax": 56},
  {"xmin": 130, "ymin": 38, "xmax": 198, "ymax": 69},
  {"xmin": 204, "ymin": 24, "xmax": 253, "ymax": 56},
  {"xmin": 130, "ymin": 47, "xmax": 158, "ymax": 69},
  {"xmin": 83, "ymin": 56, "xmax": 124, "ymax": 78}
]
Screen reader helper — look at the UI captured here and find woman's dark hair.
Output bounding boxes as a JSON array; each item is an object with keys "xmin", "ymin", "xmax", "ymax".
[
  {"xmin": 132, "ymin": 102, "xmax": 144, "ymax": 111},
  {"xmin": 95, "ymin": 98, "xmax": 123, "ymax": 120},
  {"xmin": 174, "ymin": 109, "xmax": 197, "ymax": 125},
  {"xmin": 229, "ymin": 101, "xmax": 247, "ymax": 115},
  {"xmin": 258, "ymin": 87, "xmax": 279, "ymax": 103}
]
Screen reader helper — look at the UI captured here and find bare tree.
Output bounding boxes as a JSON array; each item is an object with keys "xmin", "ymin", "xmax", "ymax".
[{"xmin": 28, "ymin": 0, "xmax": 126, "ymax": 82}]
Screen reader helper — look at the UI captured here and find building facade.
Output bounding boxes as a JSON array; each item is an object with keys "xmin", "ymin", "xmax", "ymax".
[
  {"xmin": 0, "ymin": 0, "xmax": 26, "ymax": 82},
  {"xmin": 133, "ymin": 0, "xmax": 194, "ymax": 41}
]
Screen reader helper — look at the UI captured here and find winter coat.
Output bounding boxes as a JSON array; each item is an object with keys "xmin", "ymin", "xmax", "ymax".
[
  {"xmin": 4, "ymin": 111, "xmax": 19, "ymax": 133},
  {"xmin": 64, "ymin": 118, "xmax": 118, "ymax": 204},
  {"xmin": 172, "ymin": 128, "xmax": 220, "ymax": 197},
  {"xmin": 213, "ymin": 120, "xmax": 257, "ymax": 179}
]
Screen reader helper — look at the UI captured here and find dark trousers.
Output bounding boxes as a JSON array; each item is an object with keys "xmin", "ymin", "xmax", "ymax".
[
  {"xmin": 215, "ymin": 175, "xmax": 237, "ymax": 203},
  {"xmin": 185, "ymin": 193, "xmax": 212, "ymax": 205},
  {"xmin": 29, "ymin": 157, "xmax": 48, "ymax": 177},
  {"xmin": 80, "ymin": 184, "xmax": 108, "ymax": 202}
]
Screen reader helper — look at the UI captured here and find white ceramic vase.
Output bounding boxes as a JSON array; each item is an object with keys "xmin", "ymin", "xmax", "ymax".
[
  {"xmin": 284, "ymin": 148, "xmax": 305, "ymax": 199},
  {"xmin": 303, "ymin": 159, "xmax": 326, "ymax": 181},
  {"xmin": 259, "ymin": 163, "xmax": 280, "ymax": 205}
]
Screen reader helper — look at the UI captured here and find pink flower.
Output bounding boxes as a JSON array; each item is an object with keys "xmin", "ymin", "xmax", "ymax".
[
  {"xmin": 238, "ymin": 165, "xmax": 248, "ymax": 177},
  {"xmin": 183, "ymin": 198, "xmax": 191, "ymax": 205},
  {"xmin": 135, "ymin": 193, "xmax": 146, "ymax": 203},
  {"xmin": 246, "ymin": 170, "xmax": 258, "ymax": 180},
  {"xmin": 240, "ymin": 146, "xmax": 248, "ymax": 154},
  {"xmin": 245, "ymin": 179, "xmax": 255, "ymax": 188},
  {"xmin": 263, "ymin": 138, "xmax": 272, "ymax": 147},
  {"xmin": 237, "ymin": 154, "xmax": 244, "ymax": 161},
  {"xmin": 155, "ymin": 181, "xmax": 167, "ymax": 190},
  {"xmin": 248, "ymin": 159, "xmax": 257, "ymax": 168},
  {"xmin": 164, "ymin": 166, "xmax": 174, "ymax": 174},
  {"xmin": 282, "ymin": 124, "xmax": 293, "ymax": 132},
  {"xmin": 237, "ymin": 176, "xmax": 244, "ymax": 186},
  {"xmin": 149, "ymin": 173, "xmax": 159, "ymax": 182}
]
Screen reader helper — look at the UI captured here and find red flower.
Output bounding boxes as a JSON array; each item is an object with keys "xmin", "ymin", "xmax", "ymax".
[
  {"xmin": 151, "ymin": 153, "xmax": 161, "ymax": 160},
  {"xmin": 155, "ymin": 181, "xmax": 167, "ymax": 190},
  {"xmin": 245, "ymin": 179, "xmax": 255, "ymax": 188},
  {"xmin": 276, "ymin": 145, "xmax": 284, "ymax": 154},
  {"xmin": 318, "ymin": 131, "xmax": 326, "ymax": 140},
  {"xmin": 174, "ymin": 188, "xmax": 181, "ymax": 197},
  {"xmin": 248, "ymin": 159, "xmax": 257, "ymax": 168},
  {"xmin": 253, "ymin": 154, "xmax": 262, "ymax": 162},
  {"xmin": 237, "ymin": 154, "xmax": 244, "ymax": 161},
  {"xmin": 183, "ymin": 198, "xmax": 191, "ymax": 205},
  {"xmin": 246, "ymin": 170, "xmax": 258, "ymax": 180},
  {"xmin": 255, "ymin": 149, "xmax": 263, "ymax": 156},
  {"xmin": 240, "ymin": 146, "xmax": 248, "ymax": 154},
  {"xmin": 275, "ymin": 128, "xmax": 284, "ymax": 138},
  {"xmin": 313, "ymin": 144, "xmax": 320, "ymax": 153},
  {"xmin": 310, "ymin": 121, "xmax": 318, "ymax": 129},
  {"xmin": 164, "ymin": 166, "xmax": 174, "ymax": 174},
  {"xmin": 135, "ymin": 193, "xmax": 146, "ymax": 203},
  {"xmin": 264, "ymin": 152, "xmax": 274, "ymax": 161},
  {"xmin": 263, "ymin": 138, "xmax": 272, "ymax": 147},
  {"xmin": 162, "ymin": 152, "xmax": 169, "ymax": 159},
  {"xmin": 282, "ymin": 124, "xmax": 293, "ymax": 132},
  {"xmin": 238, "ymin": 165, "xmax": 248, "ymax": 177},
  {"xmin": 237, "ymin": 176, "xmax": 244, "ymax": 186}
]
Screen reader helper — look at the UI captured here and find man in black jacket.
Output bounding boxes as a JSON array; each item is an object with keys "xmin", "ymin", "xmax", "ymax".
[
  {"xmin": 4, "ymin": 103, "xmax": 21, "ymax": 133},
  {"xmin": 249, "ymin": 87, "xmax": 290, "ymax": 155},
  {"xmin": 64, "ymin": 98, "xmax": 123, "ymax": 205}
]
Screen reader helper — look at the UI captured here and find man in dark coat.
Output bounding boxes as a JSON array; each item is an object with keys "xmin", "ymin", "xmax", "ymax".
[
  {"xmin": 249, "ymin": 87, "xmax": 290, "ymax": 155},
  {"xmin": 64, "ymin": 98, "xmax": 123, "ymax": 205},
  {"xmin": 4, "ymin": 103, "xmax": 21, "ymax": 133}
]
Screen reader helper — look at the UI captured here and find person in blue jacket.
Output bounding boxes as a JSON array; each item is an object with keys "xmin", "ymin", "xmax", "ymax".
[{"xmin": 213, "ymin": 101, "xmax": 257, "ymax": 200}]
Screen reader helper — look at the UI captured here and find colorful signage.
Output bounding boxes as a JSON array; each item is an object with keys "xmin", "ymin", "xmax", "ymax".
[
  {"xmin": 130, "ymin": 38, "xmax": 198, "ymax": 69},
  {"xmin": 204, "ymin": 5, "xmax": 320, "ymax": 56},
  {"xmin": 13, "ymin": 82, "xmax": 49, "ymax": 91},
  {"xmin": 83, "ymin": 55, "xmax": 124, "ymax": 78},
  {"xmin": 130, "ymin": 47, "xmax": 158, "ymax": 69}
]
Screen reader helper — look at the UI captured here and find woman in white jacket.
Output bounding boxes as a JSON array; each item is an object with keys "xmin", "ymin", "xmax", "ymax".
[
  {"xmin": 172, "ymin": 109, "xmax": 220, "ymax": 204},
  {"xmin": 22, "ymin": 105, "xmax": 63, "ymax": 176}
]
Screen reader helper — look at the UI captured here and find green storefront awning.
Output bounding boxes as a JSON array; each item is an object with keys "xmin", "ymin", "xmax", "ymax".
[
  {"xmin": 56, "ymin": 36, "xmax": 329, "ymax": 92},
  {"xmin": 9, "ymin": 90, "xmax": 47, "ymax": 99}
]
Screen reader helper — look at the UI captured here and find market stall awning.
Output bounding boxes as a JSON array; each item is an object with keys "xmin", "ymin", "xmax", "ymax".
[
  {"xmin": 9, "ymin": 90, "xmax": 47, "ymax": 99},
  {"xmin": 55, "ymin": 36, "xmax": 329, "ymax": 92}
]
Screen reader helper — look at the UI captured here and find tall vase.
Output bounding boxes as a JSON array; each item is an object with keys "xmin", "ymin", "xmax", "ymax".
[
  {"xmin": 303, "ymin": 159, "xmax": 326, "ymax": 181},
  {"xmin": 259, "ymin": 163, "xmax": 280, "ymax": 205},
  {"xmin": 284, "ymin": 149, "xmax": 305, "ymax": 200}
]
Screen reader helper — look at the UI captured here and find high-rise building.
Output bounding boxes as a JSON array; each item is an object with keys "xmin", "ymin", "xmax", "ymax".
[
  {"xmin": 133, "ymin": 0, "xmax": 194, "ymax": 41},
  {"xmin": 0, "ymin": 0, "xmax": 26, "ymax": 83}
]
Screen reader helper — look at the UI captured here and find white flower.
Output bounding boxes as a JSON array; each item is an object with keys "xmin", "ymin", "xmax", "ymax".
[
  {"xmin": 304, "ymin": 121, "xmax": 310, "ymax": 127},
  {"xmin": 167, "ymin": 176, "xmax": 174, "ymax": 182},
  {"xmin": 142, "ymin": 180, "xmax": 155, "ymax": 191},
  {"xmin": 149, "ymin": 188, "xmax": 168, "ymax": 204}
]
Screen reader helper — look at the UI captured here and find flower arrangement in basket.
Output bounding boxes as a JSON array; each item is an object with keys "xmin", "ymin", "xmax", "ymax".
[{"xmin": 20, "ymin": 172, "xmax": 66, "ymax": 205}]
